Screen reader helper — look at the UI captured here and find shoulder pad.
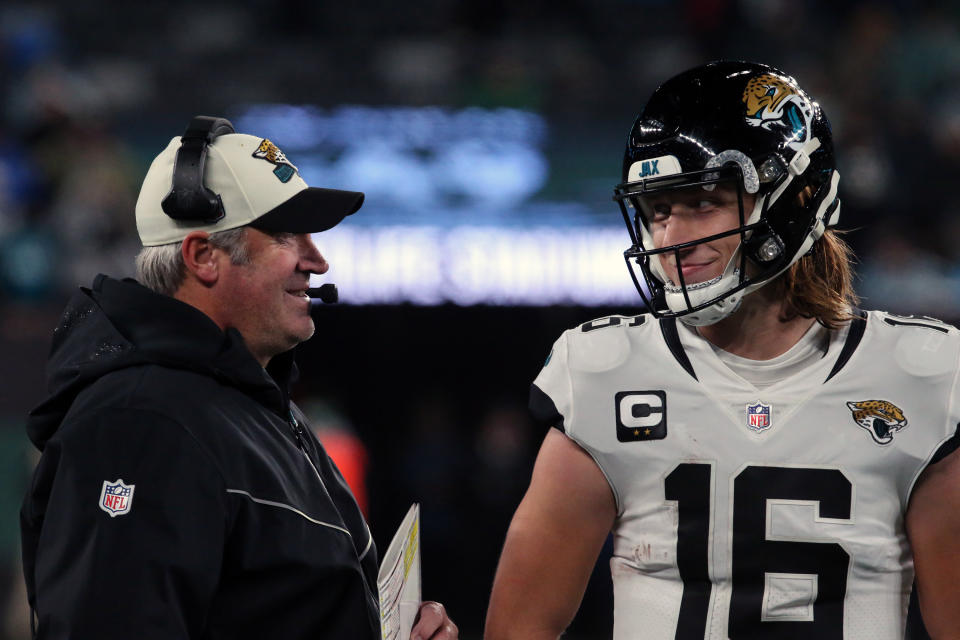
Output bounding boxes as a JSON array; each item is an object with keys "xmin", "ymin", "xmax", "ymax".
[
  {"xmin": 578, "ymin": 314, "xmax": 649, "ymax": 333},
  {"xmin": 874, "ymin": 311, "xmax": 960, "ymax": 378},
  {"xmin": 568, "ymin": 313, "xmax": 650, "ymax": 373}
]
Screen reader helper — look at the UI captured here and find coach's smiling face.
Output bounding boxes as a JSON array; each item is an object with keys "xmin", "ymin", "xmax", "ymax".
[
  {"xmin": 223, "ymin": 229, "xmax": 328, "ymax": 365},
  {"xmin": 184, "ymin": 227, "xmax": 329, "ymax": 367}
]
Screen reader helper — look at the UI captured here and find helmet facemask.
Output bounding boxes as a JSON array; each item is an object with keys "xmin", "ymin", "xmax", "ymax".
[
  {"xmin": 618, "ymin": 165, "xmax": 758, "ymax": 325},
  {"xmin": 615, "ymin": 138, "xmax": 837, "ymax": 326}
]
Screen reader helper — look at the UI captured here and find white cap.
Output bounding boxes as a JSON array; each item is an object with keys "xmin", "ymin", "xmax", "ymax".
[{"xmin": 135, "ymin": 132, "xmax": 363, "ymax": 247}]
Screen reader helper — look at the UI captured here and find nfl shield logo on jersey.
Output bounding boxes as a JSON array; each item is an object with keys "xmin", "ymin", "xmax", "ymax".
[
  {"xmin": 745, "ymin": 402, "xmax": 772, "ymax": 432},
  {"xmin": 99, "ymin": 479, "xmax": 135, "ymax": 517}
]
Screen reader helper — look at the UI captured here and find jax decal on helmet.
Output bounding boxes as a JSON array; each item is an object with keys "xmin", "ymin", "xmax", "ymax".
[{"xmin": 612, "ymin": 60, "xmax": 841, "ymax": 326}]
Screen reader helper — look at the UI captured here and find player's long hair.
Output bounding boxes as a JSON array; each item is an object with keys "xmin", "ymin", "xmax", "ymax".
[{"xmin": 774, "ymin": 186, "xmax": 859, "ymax": 329}]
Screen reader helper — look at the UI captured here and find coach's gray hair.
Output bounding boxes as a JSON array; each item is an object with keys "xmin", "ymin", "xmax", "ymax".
[{"xmin": 135, "ymin": 227, "xmax": 251, "ymax": 296}]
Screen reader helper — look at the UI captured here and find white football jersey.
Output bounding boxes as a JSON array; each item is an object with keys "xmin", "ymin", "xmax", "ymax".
[{"xmin": 531, "ymin": 310, "xmax": 960, "ymax": 640}]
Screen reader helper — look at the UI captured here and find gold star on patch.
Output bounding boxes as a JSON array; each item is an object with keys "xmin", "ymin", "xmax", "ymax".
[
  {"xmin": 634, "ymin": 429, "xmax": 640, "ymax": 436},
  {"xmin": 644, "ymin": 428, "xmax": 651, "ymax": 436}
]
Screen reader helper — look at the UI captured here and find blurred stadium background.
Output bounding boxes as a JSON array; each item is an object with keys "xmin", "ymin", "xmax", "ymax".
[{"xmin": 1, "ymin": 1, "xmax": 959, "ymax": 638}]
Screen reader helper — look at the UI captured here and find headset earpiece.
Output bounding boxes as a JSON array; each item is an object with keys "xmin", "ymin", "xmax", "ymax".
[{"xmin": 160, "ymin": 116, "xmax": 235, "ymax": 223}]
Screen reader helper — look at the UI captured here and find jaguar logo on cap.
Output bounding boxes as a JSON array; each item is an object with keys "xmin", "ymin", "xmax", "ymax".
[{"xmin": 253, "ymin": 138, "xmax": 297, "ymax": 183}]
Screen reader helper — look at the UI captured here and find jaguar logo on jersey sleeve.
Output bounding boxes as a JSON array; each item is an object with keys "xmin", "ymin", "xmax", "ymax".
[
  {"xmin": 845, "ymin": 400, "xmax": 908, "ymax": 445},
  {"xmin": 615, "ymin": 391, "xmax": 667, "ymax": 442}
]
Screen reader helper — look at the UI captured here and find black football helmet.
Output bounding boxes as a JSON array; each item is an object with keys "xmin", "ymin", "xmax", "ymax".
[{"xmin": 613, "ymin": 60, "xmax": 841, "ymax": 325}]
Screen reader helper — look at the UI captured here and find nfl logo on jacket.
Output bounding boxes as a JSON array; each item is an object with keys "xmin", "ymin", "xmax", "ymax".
[{"xmin": 98, "ymin": 479, "xmax": 135, "ymax": 517}]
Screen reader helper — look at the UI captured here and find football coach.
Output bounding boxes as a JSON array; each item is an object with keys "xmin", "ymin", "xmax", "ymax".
[{"xmin": 20, "ymin": 116, "xmax": 457, "ymax": 640}]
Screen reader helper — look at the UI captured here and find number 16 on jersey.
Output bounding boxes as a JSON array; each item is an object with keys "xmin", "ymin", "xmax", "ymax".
[{"xmin": 666, "ymin": 462, "xmax": 852, "ymax": 639}]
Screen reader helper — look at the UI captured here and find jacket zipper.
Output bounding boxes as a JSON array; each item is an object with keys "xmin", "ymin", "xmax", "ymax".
[
  {"xmin": 289, "ymin": 413, "xmax": 373, "ymax": 559},
  {"xmin": 290, "ymin": 411, "xmax": 379, "ymax": 611},
  {"xmin": 289, "ymin": 412, "xmax": 326, "ymax": 486},
  {"xmin": 289, "ymin": 412, "xmax": 306, "ymax": 449}
]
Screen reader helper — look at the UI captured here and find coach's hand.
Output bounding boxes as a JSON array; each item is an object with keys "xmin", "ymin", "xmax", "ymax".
[{"xmin": 411, "ymin": 601, "xmax": 458, "ymax": 640}]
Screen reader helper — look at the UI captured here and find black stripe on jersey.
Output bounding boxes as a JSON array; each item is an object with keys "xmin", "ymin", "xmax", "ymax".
[
  {"xmin": 883, "ymin": 317, "xmax": 951, "ymax": 333},
  {"xmin": 930, "ymin": 422, "xmax": 960, "ymax": 466},
  {"xmin": 824, "ymin": 308, "xmax": 868, "ymax": 383},
  {"xmin": 659, "ymin": 318, "xmax": 698, "ymax": 381},
  {"xmin": 529, "ymin": 383, "xmax": 565, "ymax": 432}
]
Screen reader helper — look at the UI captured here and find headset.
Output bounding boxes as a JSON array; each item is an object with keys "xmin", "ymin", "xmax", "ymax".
[{"xmin": 160, "ymin": 115, "xmax": 236, "ymax": 223}]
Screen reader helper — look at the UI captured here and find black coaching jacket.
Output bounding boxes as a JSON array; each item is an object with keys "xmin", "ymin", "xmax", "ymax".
[{"xmin": 20, "ymin": 275, "xmax": 380, "ymax": 639}]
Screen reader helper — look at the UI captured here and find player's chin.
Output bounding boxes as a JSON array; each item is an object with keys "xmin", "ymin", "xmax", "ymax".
[
  {"xmin": 679, "ymin": 261, "xmax": 724, "ymax": 284},
  {"xmin": 666, "ymin": 273, "xmax": 720, "ymax": 290}
]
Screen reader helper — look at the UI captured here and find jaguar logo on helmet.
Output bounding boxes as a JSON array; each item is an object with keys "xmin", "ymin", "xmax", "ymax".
[{"xmin": 742, "ymin": 73, "xmax": 813, "ymax": 151}]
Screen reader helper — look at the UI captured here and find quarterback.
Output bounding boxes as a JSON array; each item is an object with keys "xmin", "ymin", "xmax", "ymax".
[{"xmin": 485, "ymin": 61, "xmax": 960, "ymax": 639}]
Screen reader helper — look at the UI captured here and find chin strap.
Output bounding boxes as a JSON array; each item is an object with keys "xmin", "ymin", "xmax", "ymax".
[
  {"xmin": 787, "ymin": 136, "xmax": 821, "ymax": 176},
  {"xmin": 798, "ymin": 169, "xmax": 841, "ymax": 253}
]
